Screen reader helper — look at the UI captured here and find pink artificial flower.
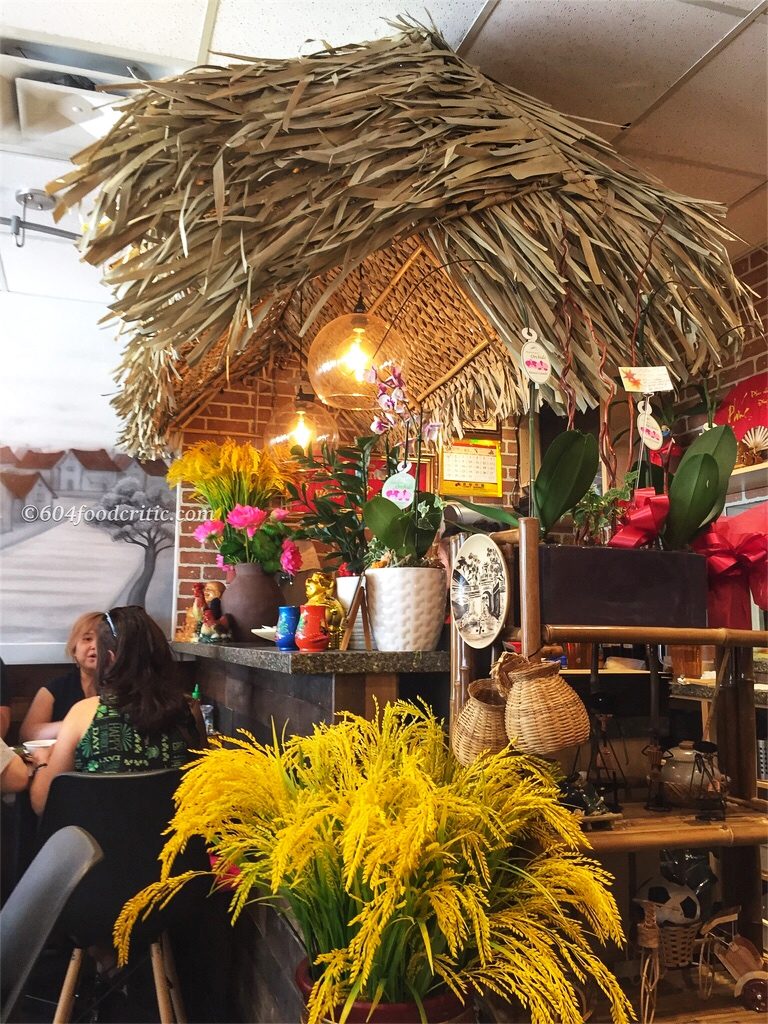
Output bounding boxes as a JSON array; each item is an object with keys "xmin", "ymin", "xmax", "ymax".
[
  {"xmin": 271, "ymin": 507, "xmax": 288, "ymax": 521},
  {"xmin": 280, "ymin": 539, "xmax": 302, "ymax": 574},
  {"xmin": 370, "ymin": 416, "xmax": 390, "ymax": 435},
  {"xmin": 378, "ymin": 392, "xmax": 395, "ymax": 413},
  {"xmin": 215, "ymin": 553, "xmax": 226, "ymax": 569},
  {"xmin": 227, "ymin": 504, "xmax": 268, "ymax": 538},
  {"xmin": 193, "ymin": 519, "xmax": 225, "ymax": 544}
]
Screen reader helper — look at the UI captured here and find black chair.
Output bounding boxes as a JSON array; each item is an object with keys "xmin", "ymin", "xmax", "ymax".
[
  {"xmin": 37, "ymin": 770, "xmax": 209, "ymax": 1024},
  {"xmin": 0, "ymin": 826, "xmax": 103, "ymax": 1023}
]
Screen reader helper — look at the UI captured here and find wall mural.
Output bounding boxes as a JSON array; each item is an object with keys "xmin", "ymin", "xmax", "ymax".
[{"xmin": 0, "ymin": 444, "xmax": 178, "ymax": 658}]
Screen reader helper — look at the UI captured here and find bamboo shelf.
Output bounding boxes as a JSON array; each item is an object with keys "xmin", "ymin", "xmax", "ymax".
[{"xmin": 582, "ymin": 803, "xmax": 768, "ymax": 854}]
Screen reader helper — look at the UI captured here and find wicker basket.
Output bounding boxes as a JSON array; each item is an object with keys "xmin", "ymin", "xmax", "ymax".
[
  {"xmin": 451, "ymin": 677, "xmax": 509, "ymax": 766},
  {"xmin": 498, "ymin": 652, "xmax": 590, "ymax": 756},
  {"xmin": 659, "ymin": 921, "xmax": 700, "ymax": 968}
]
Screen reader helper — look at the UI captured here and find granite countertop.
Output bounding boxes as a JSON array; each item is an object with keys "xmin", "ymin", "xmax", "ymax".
[
  {"xmin": 669, "ymin": 678, "xmax": 768, "ymax": 707},
  {"xmin": 172, "ymin": 641, "xmax": 450, "ymax": 675}
]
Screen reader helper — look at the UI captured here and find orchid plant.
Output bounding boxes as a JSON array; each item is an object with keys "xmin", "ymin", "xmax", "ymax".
[{"xmin": 363, "ymin": 365, "xmax": 444, "ymax": 567}]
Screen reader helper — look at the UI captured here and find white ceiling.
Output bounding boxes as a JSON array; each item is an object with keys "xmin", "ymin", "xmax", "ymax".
[{"xmin": 0, "ymin": 0, "xmax": 764, "ymax": 313}]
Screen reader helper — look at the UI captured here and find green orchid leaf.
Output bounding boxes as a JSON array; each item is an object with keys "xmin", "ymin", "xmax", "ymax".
[
  {"xmin": 678, "ymin": 425, "xmax": 736, "ymax": 528},
  {"xmin": 534, "ymin": 431, "xmax": 599, "ymax": 534},
  {"xmin": 363, "ymin": 495, "xmax": 402, "ymax": 548},
  {"xmin": 664, "ymin": 452, "xmax": 719, "ymax": 549},
  {"xmin": 453, "ymin": 499, "xmax": 519, "ymax": 528}
]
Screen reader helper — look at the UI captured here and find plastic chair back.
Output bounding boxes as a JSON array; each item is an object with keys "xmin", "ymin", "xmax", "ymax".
[{"xmin": 0, "ymin": 826, "xmax": 102, "ymax": 1022}]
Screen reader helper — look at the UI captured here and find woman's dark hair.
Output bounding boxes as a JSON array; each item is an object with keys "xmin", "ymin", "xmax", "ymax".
[{"xmin": 96, "ymin": 606, "xmax": 187, "ymax": 734}]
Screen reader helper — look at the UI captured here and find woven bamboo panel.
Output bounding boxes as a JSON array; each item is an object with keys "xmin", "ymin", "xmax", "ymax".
[{"xmin": 49, "ymin": 19, "xmax": 756, "ymax": 456}]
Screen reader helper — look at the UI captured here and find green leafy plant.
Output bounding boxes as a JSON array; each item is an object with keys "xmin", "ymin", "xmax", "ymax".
[
  {"xmin": 572, "ymin": 471, "xmax": 639, "ymax": 545},
  {"xmin": 115, "ymin": 702, "xmax": 632, "ymax": 1024},
  {"xmin": 456, "ymin": 430, "xmax": 599, "ymax": 538},
  {"xmin": 363, "ymin": 492, "xmax": 444, "ymax": 566},
  {"xmin": 662, "ymin": 424, "xmax": 736, "ymax": 549},
  {"xmin": 285, "ymin": 436, "xmax": 396, "ymax": 574}
]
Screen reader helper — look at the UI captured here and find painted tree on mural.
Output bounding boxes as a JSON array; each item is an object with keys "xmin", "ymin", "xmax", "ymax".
[{"xmin": 93, "ymin": 478, "xmax": 174, "ymax": 605}]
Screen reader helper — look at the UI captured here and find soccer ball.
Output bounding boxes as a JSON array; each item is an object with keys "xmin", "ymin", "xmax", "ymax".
[{"xmin": 633, "ymin": 876, "xmax": 700, "ymax": 925}]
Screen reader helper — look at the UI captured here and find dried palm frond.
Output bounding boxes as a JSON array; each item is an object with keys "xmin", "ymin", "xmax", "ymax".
[{"xmin": 49, "ymin": 18, "xmax": 755, "ymax": 456}]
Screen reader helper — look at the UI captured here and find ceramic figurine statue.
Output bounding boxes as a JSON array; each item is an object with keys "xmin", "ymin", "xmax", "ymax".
[
  {"xmin": 304, "ymin": 572, "xmax": 346, "ymax": 650},
  {"xmin": 176, "ymin": 581, "xmax": 206, "ymax": 641},
  {"xmin": 198, "ymin": 607, "xmax": 232, "ymax": 644}
]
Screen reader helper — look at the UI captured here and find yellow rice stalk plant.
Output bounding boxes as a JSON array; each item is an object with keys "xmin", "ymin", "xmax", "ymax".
[
  {"xmin": 115, "ymin": 703, "xmax": 634, "ymax": 1024},
  {"xmin": 166, "ymin": 438, "xmax": 294, "ymax": 518}
]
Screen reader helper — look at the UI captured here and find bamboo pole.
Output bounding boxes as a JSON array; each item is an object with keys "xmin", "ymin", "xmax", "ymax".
[
  {"xmin": 518, "ymin": 518, "xmax": 541, "ymax": 658},
  {"xmin": 538, "ymin": 625, "xmax": 768, "ymax": 647}
]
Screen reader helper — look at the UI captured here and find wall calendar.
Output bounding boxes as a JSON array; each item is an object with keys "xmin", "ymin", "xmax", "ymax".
[{"xmin": 438, "ymin": 438, "xmax": 503, "ymax": 498}]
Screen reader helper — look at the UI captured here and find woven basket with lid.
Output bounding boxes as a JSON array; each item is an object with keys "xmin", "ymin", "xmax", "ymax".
[{"xmin": 496, "ymin": 652, "xmax": 590, "ymax": 757}]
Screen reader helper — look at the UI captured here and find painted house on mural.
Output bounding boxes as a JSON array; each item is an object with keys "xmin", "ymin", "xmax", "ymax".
[
  {"xmin": 120, "ymin": 456, "xmax": 169, "ymax": 495},
  {"xmin": 0, "ymin": 447, "xmax": 20, "ymax": 470},
  {"xmin": 57, "ymin": 449, "xmax": 121, "ymax": 494},
  {"xmin": 14, "ymin": 450, "xmax": 65, "ymax": 490},
  {"xmin": 0, "ymin": 472, "xmax": 56, "ymax": 533}
]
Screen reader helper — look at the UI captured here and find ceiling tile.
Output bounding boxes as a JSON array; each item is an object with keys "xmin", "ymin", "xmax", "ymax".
[
  {"xmin": 0, "ymin": 0, "xmax": 208, "ymax": 62},
  {"xmin": 210, "ymin": 0, "xmax": 484, "ymax": 59},
  {"xmin": 619, "ymin": 148, "xmax": 763, "ymax": 206},
  {"xmin": 463, "ymin": 0, "xmax": 751, "ymax": 128},
  {"xmin": 723, "ymin": 185, "xmax": 768, "ymax": 258},
  {"xmin": 614, "ymin": 21, "xmax": 767, "ymax": 176}
]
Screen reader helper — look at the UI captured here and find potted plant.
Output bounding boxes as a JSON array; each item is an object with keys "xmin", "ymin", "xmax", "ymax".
[
  {"xmin": 115, "ymin": 701, "xmax": 633, "ymax": 1024},
  {"xmin": 572, "ymin": 472, "xmax": 638, "ymax": 546},
  {"xmin": 167, "ymin": 439, "xmax": 302, "ymax": 639},
  {"xmin": 285, "ymin": 435, "xmax": 398, "ymax": 648},
  {"xmin": 358, "ymin": 368, "xmax": 447, "ymax": 651}
]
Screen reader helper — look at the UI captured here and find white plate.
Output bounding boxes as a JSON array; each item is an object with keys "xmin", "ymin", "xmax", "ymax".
[
  {"xmin": 251, "ymin": 626, "xmax": 277, "ymax": 642},
  {"xmin": 451, "ymin": 535, "xmax": 510, "ymax": 649},
  {"xmin": 23, "ymin": 739, "xmax": 56, "ymax": 751}
]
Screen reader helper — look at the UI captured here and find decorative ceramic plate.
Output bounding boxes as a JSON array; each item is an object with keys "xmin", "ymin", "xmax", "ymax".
[
  {"xmin": 451, "ymin": 534, "xmax": 510, "ymax": 649},
  {"xmin": 251, "ymin": 626, "xmax": 277, "ymax": 642}
]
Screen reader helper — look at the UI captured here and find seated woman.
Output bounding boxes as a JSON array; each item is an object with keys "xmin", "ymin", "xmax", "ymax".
[
  {"xmin": 31, "ymin": 606, "xmax": 206, "ymax": 815},
  {"xmin": 20, "ymin": 612, "xmax": 102, "ymax": 741}
]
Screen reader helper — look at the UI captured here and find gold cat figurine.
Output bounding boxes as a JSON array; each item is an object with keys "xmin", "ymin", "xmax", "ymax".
[{"xmin": 305, "ymin": 572, "xmax": 346, "ymax": 650}]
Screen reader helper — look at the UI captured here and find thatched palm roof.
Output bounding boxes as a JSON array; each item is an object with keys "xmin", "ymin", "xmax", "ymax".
[{"xmin": 50, "ymin": 19, "xmax": 753, "ymax": 457}]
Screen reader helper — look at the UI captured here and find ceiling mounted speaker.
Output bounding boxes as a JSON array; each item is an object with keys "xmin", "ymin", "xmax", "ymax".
[{"xmin": 16, "ymin": 78, "xmax": 120, "ymax": 139}]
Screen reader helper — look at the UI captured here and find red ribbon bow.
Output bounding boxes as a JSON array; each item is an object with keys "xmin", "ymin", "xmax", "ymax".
[
  {"xmin": 692, "ymin": 506, "xmax": 768, "ymax": 628},
  {"xmin": 609, "ymin": 488, "xmax": 670, "ymax": 549}
]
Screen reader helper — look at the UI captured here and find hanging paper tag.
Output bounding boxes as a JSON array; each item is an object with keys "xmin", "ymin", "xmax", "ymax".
[
  {"xmin": 637, "ymin": 403, "xmax": 664, "ymax": 451},
  {"xmin": 382, "ymin": 467, "xmax": 415, "ymax": 508},
  {"xmin": 619, "ymin": 366, "xmax": 673, "ymax": 393},
  {"xmin": 521, "ymin": 340, "xmax": 552, "ymax": 385}
]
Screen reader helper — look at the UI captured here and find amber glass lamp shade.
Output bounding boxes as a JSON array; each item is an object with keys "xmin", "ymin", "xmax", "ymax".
[
  {"xmin": 306, "ymin": 311, "xmax": 407, "ymax": 410},
  {"xmin": 263, "ymin": 404, "xmax": 339, "ymax": 453}
]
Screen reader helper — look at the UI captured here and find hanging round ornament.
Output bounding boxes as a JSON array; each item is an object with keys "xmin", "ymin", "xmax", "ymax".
[
  {"xmin": 520, "ymin": 330, "xmax": 552, "ymax": 385},
  {"xmin": 636, "ymin": 399, "xmax": 664, "ymax": 451},
  {"xmin": 381, "ymin": 462, "xmax": 416, "ymax": 508}
]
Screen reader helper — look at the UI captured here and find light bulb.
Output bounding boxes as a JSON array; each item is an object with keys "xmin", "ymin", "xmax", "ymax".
[
  {"xmin": 341, "ymin": 329, "xmax": 370, "ymax": 381},
  {"xmin": 291, "ymin": 411, "xmax": 312, "ymax": 450}
]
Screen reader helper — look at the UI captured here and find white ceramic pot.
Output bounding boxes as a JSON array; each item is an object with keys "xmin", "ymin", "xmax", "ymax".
[
  {"xmin": 335, "ymin": 575, "xmax": 375, "ymax": 650},
  {"xmin": 365, "ymin": 566, "xmax": 447, "ymax": 652}
]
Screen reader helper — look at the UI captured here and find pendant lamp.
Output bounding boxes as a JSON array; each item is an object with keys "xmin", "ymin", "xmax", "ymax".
[
  {"xmin": 307, "ymin": 272, "xmax": 407, "ymax": 410},
  {"xmin": 264, "ymin": 386, "xmax": 339, "ymax": 453}
]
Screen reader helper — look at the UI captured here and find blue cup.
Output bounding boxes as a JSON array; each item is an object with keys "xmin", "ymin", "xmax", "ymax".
[{"xmin": 275, "ymin": 605, "xmax": 301, "ymax": 651}]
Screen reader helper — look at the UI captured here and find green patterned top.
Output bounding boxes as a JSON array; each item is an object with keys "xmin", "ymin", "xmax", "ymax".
[{"xmin": 75, "ymin": 700, "xmax": 194, "ymax": 773}]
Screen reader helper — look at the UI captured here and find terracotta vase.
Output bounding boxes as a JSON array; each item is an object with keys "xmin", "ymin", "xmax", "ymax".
[
  {"xmin": 295, "ymin": 604, "xmax": 330, "ymax": 652},
  {"xmin": 219, "ymin": 563, "xmax": 283, "ymax": 641},
  {"xmin": 295, "ymin": 959, "xmax": 475, "ymax": 1023}
]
